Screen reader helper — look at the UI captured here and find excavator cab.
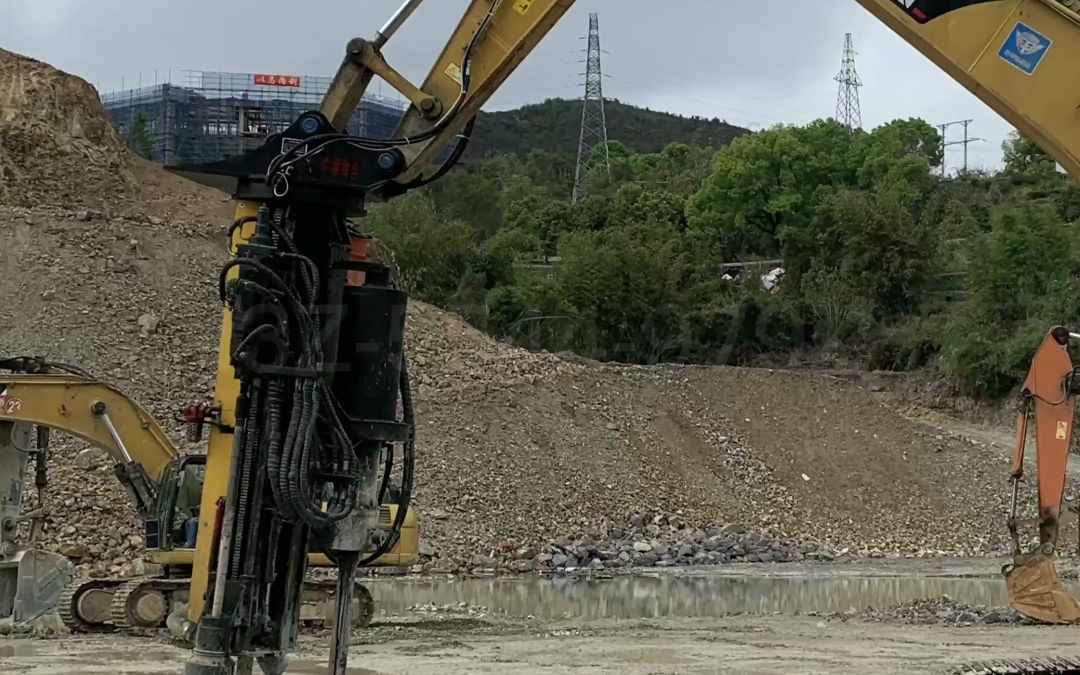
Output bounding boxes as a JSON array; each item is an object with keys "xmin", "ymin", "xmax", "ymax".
[
  {"xmin": 1005, "ymin": 327, "xmax": 1080, "ymax": 623},
  {"xmin": 147, "ymin": 453, "xmax": 420, "ymax": 566},
  {"xmin": 145, "ymin": 455, "xmax": 206, "ymax": 554}
]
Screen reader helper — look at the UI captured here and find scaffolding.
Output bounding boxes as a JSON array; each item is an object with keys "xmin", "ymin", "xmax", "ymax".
[{"xmin": 101, "ymin": 70, "xmax": 408, "ymax": 165}]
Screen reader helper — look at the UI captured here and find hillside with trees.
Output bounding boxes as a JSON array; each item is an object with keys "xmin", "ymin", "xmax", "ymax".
[
  {"xmin": 471, "ymin": 98, "xmax": 749, "ymax": 157},
  {"xmin": 368, "ymin": 112, "xmax": 1080, "ymax": 400}
]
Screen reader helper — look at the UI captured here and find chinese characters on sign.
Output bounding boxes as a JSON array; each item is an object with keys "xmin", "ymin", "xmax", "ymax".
[{"xmin": 253, "ymin": 74, "xmax": 302, "ymax": 87}]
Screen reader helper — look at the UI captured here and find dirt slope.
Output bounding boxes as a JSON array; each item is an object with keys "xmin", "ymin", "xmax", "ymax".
[
  {"xmin": 0, "ymin": 48, "xmax": 134, "ymax": 209},
  {"xmin": 0, "ymin": 207, "xmax": 1016, "ymax": 572},
  {"xmin": 0, "ymin": 49, "xmax": 1016, "ymax": 574},
  {"xmin": 0, "ymin": 48, "xmax": 232, "ymax": 226}
]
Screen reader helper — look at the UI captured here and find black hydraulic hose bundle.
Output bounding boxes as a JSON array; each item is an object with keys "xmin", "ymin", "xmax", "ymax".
[
  {"xmin": 222, "ymin": 207, "xmax": 359, "ymax": 529},
  {"xmin": 222, "ymin": 205, "xmax": 416, "ymax": 561}
]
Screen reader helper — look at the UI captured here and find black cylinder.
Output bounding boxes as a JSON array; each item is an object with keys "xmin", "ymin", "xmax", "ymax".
[{"xmin": 332, "ymin": 284, "xmax": 407, "ymax": 424}]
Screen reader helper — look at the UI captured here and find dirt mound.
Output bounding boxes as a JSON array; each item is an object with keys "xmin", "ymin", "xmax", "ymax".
[
  {"xmin": 0, "ymin": 49, "xmax": 232, "ymax": 228},
  {"xmin": 0, "ymin": 206, "xmax": 1018, "ymax": 575},
  {"xmin": 129, "ymin": 157, "xmax": 234, "ymax": 227},
  {"xmin": 0, "ymin": 49, "xmax": 135, "ymax": 209}
]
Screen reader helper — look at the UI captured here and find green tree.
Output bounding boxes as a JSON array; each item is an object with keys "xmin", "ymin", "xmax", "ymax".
[
  {"xmin": 784, "ymin": 187, "xmax": 935, "ymax": 318},
  {"xmin": 366, "ymin": 192, "xmax": 484, "ymax": 304},
  {"xmin": 427, "ymin": 169, "xmax": 506, "ymax": 238},
  {"xmin": 964, "ymin": 205, "xmax": 1076, "ymax": 324},
  {"xmin": 687, "ymin": 120, "xmax": 858, "ymax": 257},
  {"xmin": 524, "ymin": 149, "xmax": 575, "ymax": 198},
  {"xmin": 127, "ymin": 112, "xmax": 154, "ymax": 159},
  {"xmin": 554, "ymin": 224, "xmax": 684, "ymax": 362},
  {"xmin": 943, "ymin": 205, "xmax": 1080, "ymax": 396},
  {"xmin": 854, "ymin": 119, "xmax": 939, "ymax": 206},
  {"xmin": 1002, "ymin": 131, "xmax": 1058, "ymax": 178},
  {"xmin": 861, "ymin": 118, "xmax": 942, "ymax": 168}
]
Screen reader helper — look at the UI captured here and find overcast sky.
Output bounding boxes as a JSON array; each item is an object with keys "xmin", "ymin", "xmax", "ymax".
[{"xmin": 0, "ymin": 0, "xmax": 1013, "ymax": 170}]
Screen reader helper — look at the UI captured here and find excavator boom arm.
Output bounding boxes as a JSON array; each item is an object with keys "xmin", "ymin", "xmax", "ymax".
[
  {"xmin": 855, "ymin": 0, "xmax": 1080, "ymax": 180},
  {"xmin": 0, "ymin": 374, "xmax": 180, "ymax": 481},
  {"xmin": 320, "ymin": 0, "xmax": 1080, "ymax": 188},
  {"xmin": 1005, "ymin": 327, "xmax": 1080, "ymax": 624}
]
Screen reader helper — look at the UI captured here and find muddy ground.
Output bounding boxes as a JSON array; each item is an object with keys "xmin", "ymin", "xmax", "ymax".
[
  {"xmin": 5, "ymin": 561, "xmax": 1080, "ymax": 675},
  {"xmin": 2, "ymin": 615, "xmax": 1080, "ymax": 675}
]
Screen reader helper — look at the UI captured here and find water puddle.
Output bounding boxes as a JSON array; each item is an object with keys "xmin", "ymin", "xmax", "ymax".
[{"xmin": 368, "ymin": 573, "xmax": 1080, "ymax": 619}]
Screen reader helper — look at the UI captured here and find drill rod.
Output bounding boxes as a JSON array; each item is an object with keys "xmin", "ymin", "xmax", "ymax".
[{"xmin": 329, "ymin": 551, "xmax": 361, "ymax": 675}]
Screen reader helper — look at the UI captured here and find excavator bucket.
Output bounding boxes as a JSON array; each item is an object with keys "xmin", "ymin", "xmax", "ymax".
[
  {"xmin": 1005, "ymin": 554, "xmax": 1080, "ymax": 624},
  {"xmin": 0, "ymin": 548, "xmax": 73, "ymax": 624}
]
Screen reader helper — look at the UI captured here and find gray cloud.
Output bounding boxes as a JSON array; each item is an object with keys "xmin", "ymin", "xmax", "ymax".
[{"xmin": 0, "ymin": 0, "xmax": 1011, "ymax": 169}]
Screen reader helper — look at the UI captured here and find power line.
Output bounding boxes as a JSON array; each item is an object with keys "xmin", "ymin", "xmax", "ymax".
[
  {"xmin": 605, "ymin": 51, "xmax": 813, "ymax": 118},
  {"xmin": 938, "ymin": 119, "xmax": 985, "ymax": 175},
  {"xmin": 573, "ymin": 13, "xmax": 612, "ymax": 205},
  {"xmin": 834, "ymin": 33, "xmax": 863, "ymax": 132}
]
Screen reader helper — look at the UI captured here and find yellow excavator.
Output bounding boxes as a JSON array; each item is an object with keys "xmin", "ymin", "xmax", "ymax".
[
  {"xmin": 8, "ymin": 1, "xmax": 1068, "ymax": 673},
  {"xmin": 0, "ymin": 356, "xmax": 417, "ymax": 635}
]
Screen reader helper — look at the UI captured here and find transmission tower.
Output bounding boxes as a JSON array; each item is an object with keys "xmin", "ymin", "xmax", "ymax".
[
  {"xmin": 834, "ymin": 33, "xmax": 863, "ymax": 132},
  {"xmin": 572, "ymin": 13, "xmax": 611, "ymax": 204}
]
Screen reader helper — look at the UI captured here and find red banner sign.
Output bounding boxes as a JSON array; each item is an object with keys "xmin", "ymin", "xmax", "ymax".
[{"xmin": 254, "ymin": 74, "xmax": 301, "ymax": 87}]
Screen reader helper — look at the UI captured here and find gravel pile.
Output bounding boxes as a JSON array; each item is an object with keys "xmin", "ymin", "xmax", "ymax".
[
  {"xmin": 429, "ymin": 512, "xmax": 834, "ymax": 574},
  {"xmin": 0, "ymin": 48, "xmax": 231, "ymax": 226},
  {"xmin": 0, "ymin": 206, "xmax": 1019, "ymax": 573},
  {"xmin": 0, "ymin": 48, "xmax": 135, "ymax": 209},
  {"xmin": 833, "ymin": 596, "xmax": 1032, "ymax": 626},
  {"xmin": 0, "ymin": 51, "xmax": 1024, "ymax": 576}
]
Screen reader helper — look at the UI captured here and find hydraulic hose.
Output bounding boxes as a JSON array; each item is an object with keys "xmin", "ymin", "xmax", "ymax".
[{"xmin": 358, "ymin": 361, "xmax": 415, "ymax": 566}]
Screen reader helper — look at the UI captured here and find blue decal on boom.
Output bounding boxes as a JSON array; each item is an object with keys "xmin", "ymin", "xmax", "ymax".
[{"xmin": 999, "ymin": 22, "xmax": 1052, "ymax": 75}]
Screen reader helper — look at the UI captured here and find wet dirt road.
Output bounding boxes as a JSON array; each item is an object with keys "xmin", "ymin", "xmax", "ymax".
[
  {"xmin": 5, "ymin": 561, "xmax": 1080, "ymax": 674},
  {"xmin": 3, "ymin": 617, "xmax": 1080, "ymax": 675}
]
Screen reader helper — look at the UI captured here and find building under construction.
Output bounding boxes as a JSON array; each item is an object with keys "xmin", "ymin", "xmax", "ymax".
[{"xmin": 101, "ymin": 70, "xmax": 408, "ymax": 165}]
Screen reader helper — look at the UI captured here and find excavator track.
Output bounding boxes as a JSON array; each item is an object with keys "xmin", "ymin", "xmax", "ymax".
[
  {"xmin": 58, "ymin": 579, "xmax": 124, "ymax": 633},
  {"xmin": 948, "ymin": 657, "xmax": 1080, "ymax": 674},
  {"xmin": 109, "ymin": 577, "xmax": 190, "ymax": 632},
  {"xmin": 60, "ymin": 575, "xmax": 375, "ymax": 634}
]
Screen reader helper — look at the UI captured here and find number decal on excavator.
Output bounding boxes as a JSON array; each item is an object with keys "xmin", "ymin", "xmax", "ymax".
[{"xmin": 0, "ymin": 394, "xmax": 22, "ymax": 415}]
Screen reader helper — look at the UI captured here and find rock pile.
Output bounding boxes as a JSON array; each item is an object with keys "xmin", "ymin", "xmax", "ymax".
[
  {"xmin": 0, "ymin": 48, "xmax": 231, "ymax": 226},
  {"xmin": 0, "ymin": 51, "xmax": 1024, "ymax": 576},
  {"xmin": 0, "ymin": 206, "xmax": 1018, "ymax": 573},
  {"xmin": 431, "ymin": 512, "xmax": 835, "ymax": 574},
  {"xmin": 0, "ymin": 49, "xmax": 135, "ymax": 209},
  {"xmin": 833, "ymin": 596, "xmax": 1032, "ymax": 626}
]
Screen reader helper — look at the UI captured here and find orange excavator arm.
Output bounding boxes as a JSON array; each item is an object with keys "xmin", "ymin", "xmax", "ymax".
[
  {"xmin": 1010, "ymin": 327, "xmax": 1076, "ymax": 542},
  {"xmin": 1006, "ymin": 326, "xmax": 1080, "ymax": 624}
]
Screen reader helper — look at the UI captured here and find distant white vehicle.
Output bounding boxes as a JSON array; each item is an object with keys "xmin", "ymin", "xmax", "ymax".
[{"xmin": 761, "ymin": 267, "xmax": 785, "ymax": 294}]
